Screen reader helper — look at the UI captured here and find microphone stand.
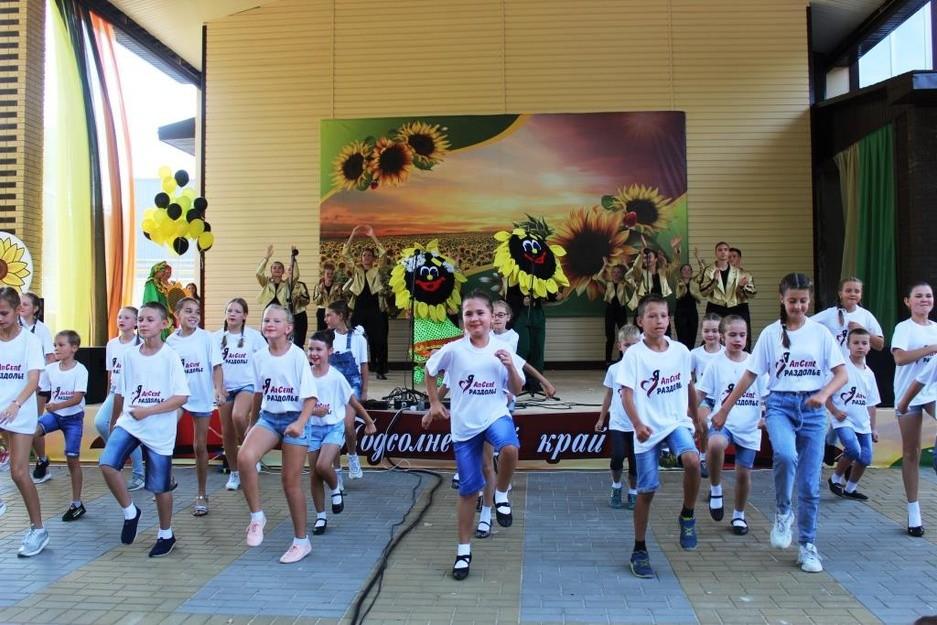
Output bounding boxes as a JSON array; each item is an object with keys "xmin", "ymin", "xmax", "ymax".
[
  {"xmin": 514, "ymin": 254, "xmax": 547, "ymax": 402},
  {"xmin": 383, "ymin": 249, "xmax": 428, "ymax": 409}
]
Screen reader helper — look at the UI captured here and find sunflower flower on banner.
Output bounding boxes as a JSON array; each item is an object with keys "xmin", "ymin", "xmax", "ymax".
[
  {"xmin": 601, "ymin": 184, "xmax": 674, "ymax": 235},
  {"xmin": 550, "ymin": 206, "xmax": 634, "ymax": 301},
  {"xmin": 389, "ymin": 240, "xmax": 465, "ymax": 384},
  {"xmin": 492, "ymin": 215, "xmax": 569, "ymax": 298}
]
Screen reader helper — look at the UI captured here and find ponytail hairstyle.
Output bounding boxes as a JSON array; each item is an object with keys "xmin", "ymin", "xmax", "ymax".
[
  {"xmin": 719, "ymin": 314, "xmax": 746, "ymax": 334},
  {"xmin": 702, "ymin": 312, "xmax": 721, "ymax": 324},
  {"xmin": 778, "ymin": 273, "xmax": 813, "ymax": 349},
  {"xmin": 837, "ymin": 277, "xmax": 863, "ymax": 326},
  {"xmin": 119, "ymin": 305, "xmax": 142, "ymax": 345},
  {"xmin": 222, "ymin": 297, "xmax": 250, "ymax": 349},
  {"xmin": 327, "ymin": 299, "xmax": 352, "ymax": 326}
]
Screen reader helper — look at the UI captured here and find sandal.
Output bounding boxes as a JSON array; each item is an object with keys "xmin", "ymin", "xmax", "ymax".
[
  {"xmin": 709, "ymin": 493, "xmax": 724, "ymax": 521},
  {"xmin": 495, "ymin": 500, "xmax": 512, "ymax": 527},
  {"xmin": 331, "ymin": 492, "xmax": 344, "ymax": 514},
  {"xmin": 193, "ymin": 496, "xmax": 209, "ymax": 517},
  {"xmin": 475, "ymin": 520, "xmax": 491, "ymax": 539},
  {"xmin": 312, "ymin": 518, "xmax": 328, "ymax": 535},
  {"xmin": 452, "ymin": 553, "xmax": 472, "ymax": 580},
  {"xmin": 731, "ymin": 518, "xmax": 749, "ymax": 536}
]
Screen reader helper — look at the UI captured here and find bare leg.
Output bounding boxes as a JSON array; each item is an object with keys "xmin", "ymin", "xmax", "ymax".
[
  {"xmin": 633, "ymin": 492, "xmax": 654, "ymax": 542},
  {"xmin": 33, "ymin": 433, "xmax": 46, "ymax": 461},
  {"xmin": 155, "ymin": 491, "xmax": 173, "ymax": 530},
  {"xmin": 680, "ymin": 451, "xmax": 701, "ymax": 510},
  {"xmin": 495, "ymin": 445, "xmax": 517, "ymax": 493},
  {"xmin": 101, "ymin": 465, "xmax": 132, "ymax": 508},
  {"xmin": 67, "ymin": 456, "xmax": 82, "ymax": 502},
  {"xmin": 849, "ymin": 462, "xmax": 867, "ymax": 483},
  {"xmin": 833, "ymin": 454, "xmax": 851, "ymax": 478},
  {"xmin": 9, "ymin": 433, "xmax": 43, "ymax": 527},
  {"xmin": 707, "ymin": 435, "xmax": 727, "ymax": 487},
  {"xmin": 898, "ymin": 412, "xmax": 923, "ymax": 503},
  {"xmin": 281, "ymin": 443, "xmax": 308, "ymax": 538},
  {"xmin": 457, "ymin": 494, "xmax": 476, "ymax": 544},
  {"xmin": 238, "ymin": 427, "xmax": 279, "ymax": 513},
  {"xmin": 734, "ymin": 467, "xmax": 751, "ymax": 513},
  {"xmin": 481, "ymin": 442, "xmax": 495, "ymax": 507},
  {"xmin": 307, "ymin": 451, "xmax": 324, "ymax": 513},
  {"xmin": 219, "ymin": 401, "xmax": 238, "ymax": 472},
  {"xmin": 194, "ymin": 417, "xmax": 210, "ymax": 498}
]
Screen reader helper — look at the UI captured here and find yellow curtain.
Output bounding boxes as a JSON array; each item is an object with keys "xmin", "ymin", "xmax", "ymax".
[{"xmin": 833, "ymin": 143, "xmax": 859, "ymax": 280}]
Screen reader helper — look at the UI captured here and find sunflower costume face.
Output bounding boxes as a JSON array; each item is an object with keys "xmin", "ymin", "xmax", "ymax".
[
  {"xmin": 389, "ymin": 240, "xmax": 466, "ymax": 323},
  {"xmin": 493, "ymin": 216, "xmax": 569, "ymax": 298}
]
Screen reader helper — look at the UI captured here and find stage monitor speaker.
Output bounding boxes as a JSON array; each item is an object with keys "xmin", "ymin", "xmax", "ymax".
[{"xmin": 77, "ymin": 347, "xmax": 107, "ymax": 404}]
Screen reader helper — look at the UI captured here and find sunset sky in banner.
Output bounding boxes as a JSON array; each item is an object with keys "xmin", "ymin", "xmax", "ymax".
[{"xmin": 320, "ymin": 112, "xmax": 686, "ymax": 239}]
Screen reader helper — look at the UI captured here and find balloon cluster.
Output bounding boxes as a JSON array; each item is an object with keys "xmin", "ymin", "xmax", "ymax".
[{"xmin": 141, "ymin": 166, "xmax": 214, "ymax": 254}]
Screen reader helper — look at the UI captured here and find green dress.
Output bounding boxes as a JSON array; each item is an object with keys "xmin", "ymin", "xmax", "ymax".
[{"xmin": 142, "ymin": 261, "xmax": 172, "ymax": 340}]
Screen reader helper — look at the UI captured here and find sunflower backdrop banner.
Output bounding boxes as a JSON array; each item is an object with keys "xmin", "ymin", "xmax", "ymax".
[{"xmin": 320, "ymin": 112, "xmax": 688, "ymax": 316}]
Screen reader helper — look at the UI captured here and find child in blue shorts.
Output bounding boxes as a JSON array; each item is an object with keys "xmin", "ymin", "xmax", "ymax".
[
  {"xmin": 33, "ymin": 330, "xmax": 89, "ymax": 522},
  {"xmin": 424, "ymin": 290, "xmax": 525, "ymax": 581},
  {"xmin": 619, "ymin": 294, "xmax": 702, "ymax": 578}
]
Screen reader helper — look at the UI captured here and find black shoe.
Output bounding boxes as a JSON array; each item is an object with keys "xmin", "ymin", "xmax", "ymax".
[
  {"xmin": 731, "ymin": 518, "xmax": 749, "ymax": 536},
  {"xmin": 842, "ymin": 490, "xmax": 868, "ymax": 501},
  {"xmin": 376, "ymin": 373, "xmax": 388, "ymax": 380},
  {"xmin": 62, "ymin": 503, "xmax": 86, "ymax": 522},
  {"xmin": 475, "ymin": 520, "xmax": 491, "ymax": 539},
  {"xmin": 827, "ymin": 477, "xmax": 844, "ymax": 497},
  {"xmin": 331, "ymin": 492, "xmax": 344, "ymax": 514},
  {"xmin": 148, "ymin": 535, "xmax": 176, "ymax": 557},
  {"xmin": 495, "ymin": 500, "xmax": 512, "ymax": 527},
  {"xmin": 909, "ymin": 525, "xmax": 925, "ymax": 537},
  {"xmin": 32, "ymin": 458, "xmax": 51, "ymax": 484},
  {"xmin": 700, "ymin": 459, "xmax": 709, "ymax": 479},
  {"xmin": 708, "ymin": 492, "xmax": 724, "ymax": 521},
  {"xmin": 312, "ymin": 518, "xmax": 328, "ymax": 535},
  {"xmin": 452, "ymin": 553, "xmax": 471, "ymax": 580},
  {"xmin": 121, "ymin": 506, "xmax": 141, "ymax": 544},
  {"xmin": 451, "ymin": 475, "xmax": 460, "ymax": 490}
]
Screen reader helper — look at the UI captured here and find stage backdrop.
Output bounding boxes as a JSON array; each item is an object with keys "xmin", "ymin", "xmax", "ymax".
[{"xmin": 320, "ymin": 112, "xmax": 688, "ymax": 315}]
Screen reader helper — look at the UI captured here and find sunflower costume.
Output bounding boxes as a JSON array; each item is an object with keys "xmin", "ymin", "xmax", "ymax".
[
  {"xmin": 142, "ymin": 261, "xmax": 173, "ymax": 340},
  {"xmin": 492, "ymin": 217, "xmax": 569, "ymax": 391},
  {"xmin": 389, "ymin": 241, "xmax": 466, "ymax": 384}
]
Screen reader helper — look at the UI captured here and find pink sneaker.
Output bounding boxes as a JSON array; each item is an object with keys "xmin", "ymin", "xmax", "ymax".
[
  {"xmin": 245, "ymin": 518, "xmax": 266, "ymax": 547},
  {"xmin": 279, "ymin": 540, "xmax": 311, "ymax": 564}
]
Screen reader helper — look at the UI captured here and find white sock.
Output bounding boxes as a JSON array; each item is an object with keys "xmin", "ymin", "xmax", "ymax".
[
  {"xmin": 455, "ymin": 542, "xmax": 471, "ymax": 568},
  {"xmin": 157, "ymin": 527, "xmax": 173, "ymax": 540},
  {"xmin": 611, "ymin": 481, "xmax": 622, "ymax": 490},
  {"xmin": 230, "ymin": 470, "xmax": 239, "ymax": 477},
  {"xmin": 733, "ymin": 509, "xmax": 745, "ymax": 520},
  {"xmin": 331, "ymin": 484, "xmax": 342, "ymax": 496},
  {"xmin": 71, "ymin": 500, "xmax": 82, "ymax": 508},
  {"xmin": 494, "ymin": 489, "xmax": 509, "ymax": 504},
  {"xmin": 453, "ymin": 472, "xmax": 460, "ymax": 480},
  {"xmin": 908, "ymin": 501, "xmax": 922, "ymax": 527},
  {"xmin": 293, "ymin": 535, "xmax": 310, "ymax": 547},
  {"xmin": 832, "ymin": 473, "xmax": 845, "ymax": 485},
  {"xmin": 337, "ymin": 475, "xmax": 344, "ymax": 490},
  {"xmin": 628, "ymin": 488, "xmax": 638, "ymax": 495},
  {"xmin": 710, "ymin": 484, "xmax": 723, "ymax": 497},
  {"xmin": 317, "ymin": 511, "xmax": 327, "ymax": 521},
  {"xmin": 250, "ymin": 510, "xmax": 265, "ymax": 524},
  {"xmin": 479, "ymin": 506, "xmax": 492, "ymax": 525},
  {"xmin": 122, "ymin": 504, "xmax": 137, "ymax": 520},
  {"xmin": 845, "ymin": 481, "xmax": 858, "ymax": 493},
  {"xmin": 700, "ymin": 452, "xmax": 706, "ymax": 462}
]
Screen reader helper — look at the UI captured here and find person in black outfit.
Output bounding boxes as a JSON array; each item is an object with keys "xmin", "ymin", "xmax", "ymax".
[
  {"xmin": 603, "ymin": 264, "xmax": 632, "ymax": 364},
  {"xmin": 674, "ymin": 263, "xmax": 702, "ymax": 349}
]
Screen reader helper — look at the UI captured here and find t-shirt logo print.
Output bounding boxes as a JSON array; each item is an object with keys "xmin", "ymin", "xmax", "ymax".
[
  {"xmin": 131, "ymin": 384, "xmax": 143, "ymax": 404},
  {"xmin": 840, "ymin": 386, "xmax": 857, "ymax": 405},
  {"xmin": 640, "ymin": 370, "xmax": 660, "ymax": 397},
  {"xmin": 458, "ymin": 374, "xmax": 475, "ymax": 392},
  {"xmin": 262, "ymin": 377, "xmax": 272, "ymax": 396},
  {"xmin": 53, "ymin": 386, "xmax": 61, "ymax": 401},
  {"xmin": 775, "ymin": 351, "xmax": 791, "ymax": 377},
  {"xmin": 838, "ymin": 329, "xmax": 848, "ymax": 346},
  {"xmin": 721, "ymin": 383, "xmax": 735, "ymax": 405},
  {"xmin": 221, "ymin": 347, "xmax": 229, "ymax": 361}
]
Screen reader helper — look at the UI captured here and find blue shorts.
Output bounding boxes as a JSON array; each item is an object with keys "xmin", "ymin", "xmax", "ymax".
[
  {"xmin": 98, "ymin": 426, "xmax": 173, "ymax": 493},
  {"xmin": 700, "ymin": 397, "xmax": 715, "ymax": 410},
  {"xmin": 635, "ymin": 426, "xmax": 697, "ymax": 493},
  {"xmin": 225, "ymin": 386, "xmax": 254, "ymax": 403},
  {"xmin": 452, "ymin": 416, "xmax": 519, "ymax": 496},
  {"xmin": 188, "ymin": 410, "xmax": 213, "ymax": 420},
  {"xmin": 38, "ymin": 411, "xmax": 85, "ymax": 458},
  {"xmin": 255, "ymin": 410, "xmax": 308, "ymax": 447},
  {"xmin": 708, "ymin": 426, "xmax": 757, "ymax": 469},
  {"xmin": 307, "ymin": 421, "xmax": 345, "ymax": 452},
  {"xmin": 896, "ymin": 402, "xmax": 932, "ymax": 417}
]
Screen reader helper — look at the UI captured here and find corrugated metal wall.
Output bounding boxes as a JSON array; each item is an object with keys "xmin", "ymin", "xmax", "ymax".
[{"xmin": 204, "ymin": 0, "xmax": 812, "ymax": 361}]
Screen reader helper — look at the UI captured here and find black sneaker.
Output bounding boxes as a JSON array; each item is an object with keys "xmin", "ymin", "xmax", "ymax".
[
  {"xmin": 32, "ymin": 458, "xmax": 51, "ymax": 484},
  {"xmin": 842, "ymin": 490, "xmax": 868, "ymax": 501},
  {"xmin": 827, "ymin": 477, "xmax": 844, "ymax": 497},
  {"xmin": 62, "ymin": 503, "xmax": 86, "ymax": 522},
  {"xmin": 148, "ymin": 535, "xmax": 176, "ymax": 557},
  {"xmin": 121, "ymin": 506, "xmax": 141, "ymax": 544}
]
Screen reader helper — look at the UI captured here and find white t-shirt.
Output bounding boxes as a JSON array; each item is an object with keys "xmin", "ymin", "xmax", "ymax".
[
  {"xmin": 602, "ymin": 360, "xmax": 632, "ymax": 432},
  {"xmin": 616, "ymin": 337, "xmax": 694, "ymax": 454},
  {"xmin": 115, "ymin": 344, "xmax": 190, "ymax": 456},
  {"xmin": 253, "ymin": 344, "xmax": 318, "ymax": 414},
  {"xmin": 492, "ymin": 329, "xmax": 519, "ymax": 354},
  {"xmin": 332, "ymin": 327, "xmax": 369, "ymax": 368},
  {"xmin": 309, "ymin": 366, "xmax": 353, "ymax": 426},
  {"xmin": 892, "ymin": 318, "xmax": 937, "ymax": 406},
  {"xmin": 105, "ymin": 335, "xmax": 141, "ymax": 393},
  {"xmin": 697, "ymin": 352, "xmax": 764, "ymax": 450},
  {"xmin": 812, "ymin": 305, "xmax": 884, "ymax": 358},
  {"xmin": 831, "ymin": 359, "xmax": 880, "ymax": 433},
  {"xmin": 215, "ymin": 327, "xmax": 267, "ymax": 391},
  {"xmin": 426, "ymin": 335, "xmax": 526, "ymax": 442},
  {"xmin": 40, "ymin": 361, "xmax": 89, "ymax": 416},
  {"xmin": 0, "ymin": 329, "xmax": 44, "ymax": 434},
  {"xmin": 690, "ymin": 345, "xmax": 724, "ymax": 381},
  {"xmin": 20, "ymin": 318, "xmax": 54, "ymax": 357},
  {"xmin": 748, "ymin": 319, "xmax": 845, "ymax": 393},
  {"xmin": 167, "ymin": 328, "xmax": 223, "ymax": 413}
]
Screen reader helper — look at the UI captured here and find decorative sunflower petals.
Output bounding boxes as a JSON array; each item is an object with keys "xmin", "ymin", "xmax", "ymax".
[
  {"xmin": 549, "ymin": 244, "xmax": 566, "ymax": 257},
  {"xmin": 493, "ymin": 231, "xmax": 511, "ymax": 242},
  {"xmin": 533, "ymin": 279, "xmax": 547, "ymax": 298},
  {"xmin": 545, "ymin": 279, "xmax": 558, "ymax": 294},
  {"xmin": 512, "ymin": 228, "xmax": 526, "ymax": 237}
]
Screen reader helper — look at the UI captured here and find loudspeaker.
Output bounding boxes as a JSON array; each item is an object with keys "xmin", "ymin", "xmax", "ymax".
[{"xmin": 76, "ymin": 347, "xmax": 108, "ymax": 404}]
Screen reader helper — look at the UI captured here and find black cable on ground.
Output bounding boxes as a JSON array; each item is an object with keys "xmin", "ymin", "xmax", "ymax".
[{"xmin": 348, "ymin": 409, "xmax": 444, "ymax": 625}]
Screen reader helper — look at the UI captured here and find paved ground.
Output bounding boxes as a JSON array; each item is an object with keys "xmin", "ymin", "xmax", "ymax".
[{"xmin": 0, "ymin": 463, "xmax": 936, "ymax": 625}]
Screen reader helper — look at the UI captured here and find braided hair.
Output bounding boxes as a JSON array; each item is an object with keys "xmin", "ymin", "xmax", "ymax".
[
  {"xmin": 836, "ymin": 277, "xmax": 862, "ymax": 327},
  {"xmin": 222, "ymin": 298, "xmax": 250, "ymax": 349},
  {"xmin": 779, "ymin": 273, "xmax": 812, "ymax": 349}
]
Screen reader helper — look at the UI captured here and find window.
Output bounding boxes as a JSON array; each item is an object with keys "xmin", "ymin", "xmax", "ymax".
[{"xmin": 859, "ymin": 2, "xmax": 933, "ymax": 88}]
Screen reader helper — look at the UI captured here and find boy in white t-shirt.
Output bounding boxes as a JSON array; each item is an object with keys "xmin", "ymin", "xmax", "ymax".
[
  {"xmin": 99, "ymin": 302, "xmax": 190, "ymax": 558},
  {"xmin": 827, "ymin": 328, "xmax": 880, "ymax": 501},
  {"xmin": 595, "ymin": 324, "xmax": 641, "ymax": 509},
  {"xmin": 32, "ymin": 330, "xmax": 89, "ymax": 522},
  {"xmin": 424, "ymin": 291, "xmax": 525, "ymax": 581},
  {"xmin": 618, "ymin": 295, "xmax": 701, "ymax": 579}
]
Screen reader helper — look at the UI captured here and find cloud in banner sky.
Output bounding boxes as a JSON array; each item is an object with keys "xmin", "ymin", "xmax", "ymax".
[{"xmin": 320, "ymin": 113, "xmax": 686, "ymax": 238}]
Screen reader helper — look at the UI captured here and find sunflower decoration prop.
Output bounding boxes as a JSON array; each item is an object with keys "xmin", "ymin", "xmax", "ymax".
[
  {"xmin": 601, "ymin": 184, "xmax": 674, "ymax": 235},
  {"xmin": 395, "ymin": 121, "xmax": 449, "ymax": 170},
  {"xmin": 141, "ymin": 167, "xmax": 215, "ymax": 255},
  {"xmin": 549, "ymin": 206, "xmax": 634, "ymax": 301},
  {"xmin": 332, "ymin": 140, "xmax": 374, "ymax": 191},
  {"xmin": 389, "ymin": 240, "xmax": 466, "ymax": 322},
  {"xmin": 369, "ymin": 137, "xmax": 413, "ymax": 187},
  {"xmin": 492, "ymin": 215, "xmax": 569, "ymax": 298},
  {"xmin": 0, "ymin": 232, "xmax": 33, "ymax": 291}
]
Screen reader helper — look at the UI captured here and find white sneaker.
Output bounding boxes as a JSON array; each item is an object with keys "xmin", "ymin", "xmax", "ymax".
[
  {"xmin": 797, "ymin": 542, "xmax": 823, "ymax": 573},
  {"xmin": 770, "ymin": 511, "xmax": 794, "ymax": 549},
  {"xmin": 127, "ymin": 475, "xmax": 146, "ymax": 492},
  {"xmin": 348, "ymin": 454, "xmax": 363, "ymax": 480},
  {"xmin": 18, "ymin": 526, "xmax": 50, "ymax": 557},
  {"xmin": 226, "ymin": 472, "xmax": 241, "ymax": 491},
  {"xmin": 256, "ymin": 462, "xmax": 262, "ymax": 473}
]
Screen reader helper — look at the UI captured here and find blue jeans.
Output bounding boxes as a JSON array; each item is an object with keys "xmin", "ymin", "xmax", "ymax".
[
  {"xmin": 38, "ymin": 411, "xmax": 84, "ymax": 457},
  {"xmin": 634, "ymin": 426, "xmax": 697, "ymax": 493},
  {"xmin": 835, "ymin": 427, "xmax": 873, "ymax": 467},
  {"xmin": 99, "ymin": 426, "xmax": 173, "ymax": 493},
  {"xmin": 95, "ymin": 393, "xmax": 144, "ymax": 478},
  {"xmin": 764, "ymin": 392, "xmax": 826, "ymax": 546}
]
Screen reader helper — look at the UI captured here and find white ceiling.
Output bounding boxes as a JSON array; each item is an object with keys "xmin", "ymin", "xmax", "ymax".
[{"xmin": 810, "ymin": 0, "xmax": 885, "ymax": 55}]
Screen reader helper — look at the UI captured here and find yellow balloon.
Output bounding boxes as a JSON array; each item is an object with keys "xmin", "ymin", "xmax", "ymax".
[
  {"xmin": 198, "ymin": 232, "xmax": 214, "ymax": 250},
  {"xmin": 177, "ymin": 195, "xmax": 191, "ymax": 211},
  {"xmin": 153, "ymin": 210, "xmax": 168, "ymax": 225},
  {"xmin": 142, "ymin": 219, "xmax": 156, "ymax": 234},
  {"xmin": 159, "ymin": 221, "xmax": 175, "ymax": 240},
  {"xmin": 182, "ymin": 188, "xmax": 197, "ymax": 199},
  {"xmin": 143, "ymin": 208, "xmax": 157, "ymax": 221},
  {"xmin": 188, "ymin": 219, "xmax": 205, "ymax": 238},
  {"xmin": 158, "ymin": 165, "xmax": 172, "ymax": 179},
  {"xmin": 175, "ymin": 220, "xmax": 188, "ymax": 237},
  {"xmin": 162, "ymin": 176, "xmax": 177, "ymax": 193}
]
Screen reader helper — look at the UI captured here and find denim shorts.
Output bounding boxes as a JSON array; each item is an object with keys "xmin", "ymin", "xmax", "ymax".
[
  {"xmin": 635, "ymin": 426, "xmax": 697, "ymax": 493},
  {"xmin": 708, "ymin": 425, "xmax": 757, "ymax": 469},
  {"xmin": 255, "ymin": 410, "xmax": 308, "ymax": 447},
  {"xmin": 452, "ymin": 416, "xmax": 519, "ymax": 496},
  {"xmin": 188, "ymin": 410, "xmax": 213, "ymax": 420},
  {"xmin": 98, "ymin": 426, "xmax": 173, "ymax": 493},
  {"xmin": 307, "ymin": 421, "xmax": 345, "ymax": 452},
  {"xmin": 225, "ymin": 386, "xmax": 254, "ymax": 403},
  {"xmin": 38, "ymin": 411, "xmax": 85, "ymax": 458}
]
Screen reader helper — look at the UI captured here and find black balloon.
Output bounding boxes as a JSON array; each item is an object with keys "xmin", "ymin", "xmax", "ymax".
[
  {"xmin": 143, "ymin": 232, "xmax": 152, "ymax": 240},
  {"xmin": 186, "ymin": 208, "xmax": 202, "ymax": 223},
  {"xmin": 193, "ymin": 197, "xmax": 207, "ymax": 211},
  {"xmin": 154, "ymin": 192, "xmax": 170, "ymax": 208},
  {"xmin": 203, "ymin": 222, "xmax": 212, "ymax": 232},
  {"xmin": 172, "ymin": 237, "xmax": 189, "ymax": 255},
  {"xmin": 167, "ymin": 203, "xmax": 182, "ymax": 220},
  {"xmin": 174, "ymin": 170, "xmax": 190, "ymax": 187}
]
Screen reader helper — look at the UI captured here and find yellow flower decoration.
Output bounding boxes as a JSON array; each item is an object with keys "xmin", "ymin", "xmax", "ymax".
[
  {"xmin": 395, "ymin": 121, "xmax": 449, "ymax": 169},
  {"xmin": 332, "ymin": 140, "xmax": 373, "ymax": 191},
  {"xmin": 0, "ymin": 235, "xmax": 31, "ymax": 290},
  {"xmin": 604, "ymin": 184, "xmax": 674, "ymax": 234},
  {"xmin": 492, "ymin": 223, "xmax": 569, "ymax": 298},
  {"xmin": 389, "ymin": 240, "xmax": 466, "ymax": 322},
  {"xmin": 369, "ymin": 137, "xmax": 413, "ymax": 187}
]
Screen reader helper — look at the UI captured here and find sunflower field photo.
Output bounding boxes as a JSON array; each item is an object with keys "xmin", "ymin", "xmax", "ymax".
[{"xmin": 320, "ymin": 112, "xmax": 687, "ymax": 316}]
